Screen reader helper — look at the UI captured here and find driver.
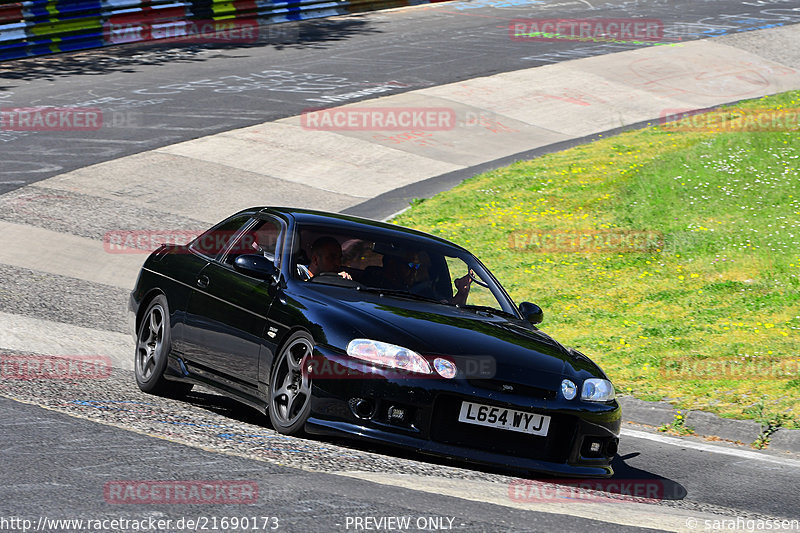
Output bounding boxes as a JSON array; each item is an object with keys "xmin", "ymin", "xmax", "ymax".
[{"xmin": 305, "ymin": 236, "xmax": 352, "ymax": 280}]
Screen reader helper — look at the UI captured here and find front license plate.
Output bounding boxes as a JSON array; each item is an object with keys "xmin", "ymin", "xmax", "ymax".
[{"xmin": 458, "ymin": 401, "xmax": 550, "ymax": 436}]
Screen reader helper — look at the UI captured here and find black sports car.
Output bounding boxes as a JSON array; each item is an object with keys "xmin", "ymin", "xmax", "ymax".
[{"xmin": 129, "ymin": 207, "xmax": 621, "ymax": 477}]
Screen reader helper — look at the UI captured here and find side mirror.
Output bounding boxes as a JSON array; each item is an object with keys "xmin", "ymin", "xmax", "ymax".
[
  {"xmin": 234, "ymin": 254, "xmax": 278, "ymax": 282},
  {"xmin": 519, "ymin": 301, "xmax": 543, "ymax": 325}
]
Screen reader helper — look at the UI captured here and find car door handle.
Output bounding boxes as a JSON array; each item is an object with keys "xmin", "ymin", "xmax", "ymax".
[{"xmin": 196, "ymin": 275, "xmax": 209, "ymax": 289}]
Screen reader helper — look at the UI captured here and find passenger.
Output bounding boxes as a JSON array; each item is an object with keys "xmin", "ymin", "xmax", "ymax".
[
  {"xmin": 391, "ymin": 250, "xmax": 472, "ymax": 305},
  {"xmin": 408, "ymin": 250, "xmax": 472, "ymax": 305},
  {"xmin": 407, "ymin": 251, "xmax": 435, "ymax": 298},
  {"xmin": 451, "ymin": 270, "xmax": 473, "ymax": 306},
  {"xmin": 378, "ymin": 253, "xmax": 411, "ymax": 290}
]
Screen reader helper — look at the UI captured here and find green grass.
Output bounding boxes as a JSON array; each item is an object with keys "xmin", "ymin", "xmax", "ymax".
[{"xmin": 393, "ymin": 91, "xmax": 800, "ymax": 430}]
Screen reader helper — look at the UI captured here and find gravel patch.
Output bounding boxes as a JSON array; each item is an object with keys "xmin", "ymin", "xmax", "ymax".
[{"xmin": 715, "ymin": 23, "xmax": 800, "ymax": 70}]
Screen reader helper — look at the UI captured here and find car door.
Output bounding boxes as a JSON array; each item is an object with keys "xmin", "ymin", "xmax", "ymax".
[
  {"xmin": 182, "ymin": 216, "xmax": 284, "ymax": 398},
  {"xmin": 168, "ymin": 213, "xmax": 254, "ymax": 358}
]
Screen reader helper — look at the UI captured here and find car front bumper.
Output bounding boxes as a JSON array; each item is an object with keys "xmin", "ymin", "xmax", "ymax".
[{"xmin": 305, "ymin": 345, "xmax": 621, "ymax": 478}]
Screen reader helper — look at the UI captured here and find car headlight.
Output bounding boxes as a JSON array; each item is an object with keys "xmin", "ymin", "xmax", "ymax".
[
  {"xmin": 346, "ymin": 339, "xmax": 432, "ymax": 375},
  {"xmin": 581, "ymin": 378, "xmax": 616, "ymax": 402}
]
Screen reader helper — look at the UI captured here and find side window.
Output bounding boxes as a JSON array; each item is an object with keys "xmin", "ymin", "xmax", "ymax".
[
  {"xmin": 223, "ymin": 218, "xmax": 282, "ymax": 265},
  {"xmin": 189, "ymin": 215, "xmax": 252, "ymax": 259}
]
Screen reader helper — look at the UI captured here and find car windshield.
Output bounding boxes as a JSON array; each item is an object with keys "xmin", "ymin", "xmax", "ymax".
[{"xmin": 292, "ymin": 224, "xmax": 517, "ymax": 316}]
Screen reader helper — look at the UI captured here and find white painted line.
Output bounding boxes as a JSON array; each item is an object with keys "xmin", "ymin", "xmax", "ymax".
[
  {"xmin": 0, "ymin": 221, "xmax": 143, "ymax": 290},
  {"xmin": 0, "ymin": 162, "xmax": 62, "ymax": 174},
  {"xmin": 0, "ymin": 312, "xmax": 133, "ymax": 371},
  {"xmin": 58, "ymin": 138, "xmax": 151, "ymax": 144},
  {"xmin": 135, "ymin": 125, "xmax": 224, "ymax": 132},
  {"xmin": 621, "ymin": 429, "xmax": 800, "ymax": 468},
  {"xmin": 380, "ymin": 206, "xmax": 410, "ymax": 222},
  {"xmin": 335, "ymin": 471, "xmax": 714, "ymax": 533}
]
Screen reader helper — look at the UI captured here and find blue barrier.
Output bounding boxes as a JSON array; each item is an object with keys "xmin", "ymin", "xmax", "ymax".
[{"xmin": 0, "ymin": 0, "xmax": 445, "ymax": 60}]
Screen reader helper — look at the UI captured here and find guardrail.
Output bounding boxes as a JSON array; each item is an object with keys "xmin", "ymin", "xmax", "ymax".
[{"xmin": 0, "ymin": 0, "xmax": 445, "ymax": 61}]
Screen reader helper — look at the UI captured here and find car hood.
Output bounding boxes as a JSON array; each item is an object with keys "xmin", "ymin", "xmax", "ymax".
[{"xmin": 300, "ymin": 286, "xmax": 582, "ymax": 385}]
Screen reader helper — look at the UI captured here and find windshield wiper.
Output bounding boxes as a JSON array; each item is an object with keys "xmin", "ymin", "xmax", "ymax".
[{"xmin": 356, "ymin": 286, "xmax": 444, "ymax": 304}]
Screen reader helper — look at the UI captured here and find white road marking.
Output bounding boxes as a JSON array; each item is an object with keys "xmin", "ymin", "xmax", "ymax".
[
  {"xmin": 0, "ymin": 162, "xmax": 62, "ymax": 174},
  {"xmin": 56, "ymin": 138, "xmax": 151, "ymax": 144},
  {"xmin": 0, "ymin": 221, "xmax": 143, "ymax": 290},
  {"xmin": 621, "ymin": 428, "xmax": 800, "ymax": 468},
  {"xmin": 335, "ymin": 471, "xmax": 713, "ymax": 533},
  {"xmin": 0, "ymin": 312, "xmax": 133, "ymax": 370},
  {"xmin": 381, "ymin": 206, "xmax": 410, "ymax": 222}
]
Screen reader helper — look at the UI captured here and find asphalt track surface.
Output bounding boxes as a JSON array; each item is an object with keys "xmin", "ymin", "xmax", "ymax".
[
  {"xmin": 4, "ymin": 0, "xmax": 800, "ymax": 193},
  {"xmin": 2, "ymin": 0, "xmax": 800, "ymax": 531}
]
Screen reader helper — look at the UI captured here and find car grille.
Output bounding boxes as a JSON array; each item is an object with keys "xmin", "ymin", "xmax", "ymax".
[
  {"xmin": 429, "ymin": 395, "xmax": 576, "ymax": 463},
  {"xmin": 466, "ymin": 379, "xmax": 556, "ymax": 400}
]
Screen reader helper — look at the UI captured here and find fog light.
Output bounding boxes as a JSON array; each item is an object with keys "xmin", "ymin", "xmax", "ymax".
[
  {"xmin": 433, "ymin": 358, "xmax": 457, "ymax": 379},
  {"xmin": 349, "ymin": 397, "xmax": 375, "ymax": 419}
]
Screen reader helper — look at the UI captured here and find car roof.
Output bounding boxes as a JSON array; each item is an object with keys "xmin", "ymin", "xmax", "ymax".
[{"xmin": 251, "ymin": 206, "xmax": 466, "ymax": 251}]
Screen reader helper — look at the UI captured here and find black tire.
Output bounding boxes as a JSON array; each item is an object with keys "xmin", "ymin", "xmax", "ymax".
[
  {"xmin": 135, "ymin": 294, "xmax": 193, "ymax": 397},
  {"xmin": 268, "ymin": 331, "xmax": 314, "ymax": 435}
]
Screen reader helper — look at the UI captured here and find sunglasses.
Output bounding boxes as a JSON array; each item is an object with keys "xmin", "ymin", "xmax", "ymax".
[{"xmin": 407, "ymin": 262, "xmax": 422, "ymax": 270}]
